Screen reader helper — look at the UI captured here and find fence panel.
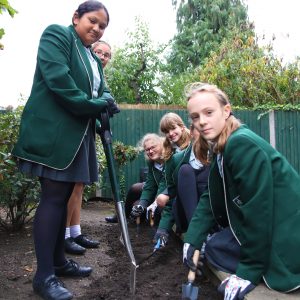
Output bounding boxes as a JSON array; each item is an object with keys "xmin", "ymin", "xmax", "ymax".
[
  {"xmin": 275, "ymin": 111, "xmax": 300, "ymax": 173},
  {"xmin": 100, "ymin": 108, "xmax": 299, "ymax": 199}
]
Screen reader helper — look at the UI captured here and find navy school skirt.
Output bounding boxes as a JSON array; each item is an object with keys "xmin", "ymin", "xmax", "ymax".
[
  {"xmin": 18, "ymin": 124, "xmax": 98, "ymax": 185},
  {"xmin": 204, "ymin": 226, "xmax": 240, "ymax": 274}
]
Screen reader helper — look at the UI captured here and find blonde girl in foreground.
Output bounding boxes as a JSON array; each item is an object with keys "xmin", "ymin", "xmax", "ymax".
[{"xmin": 183, "ymin": 83, "xmax": 300, "ymax": 300}]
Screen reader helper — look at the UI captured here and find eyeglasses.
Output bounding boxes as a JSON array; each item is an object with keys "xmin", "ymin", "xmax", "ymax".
[
  {"xmin": 145, "ymin": 145, "xmax": 158, "ymax": 153},
  {"xmin": 94, "ymin": 49, "xmax": 111, "ymax": 59}
]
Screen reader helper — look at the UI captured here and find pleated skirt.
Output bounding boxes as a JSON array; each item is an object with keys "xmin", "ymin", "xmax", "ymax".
[{"xmin": 18, "ymin": 124, "xmax": 98, "ymax": 185}]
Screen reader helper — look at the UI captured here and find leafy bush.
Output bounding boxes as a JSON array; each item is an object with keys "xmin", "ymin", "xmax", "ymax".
[
  {"xmin": 159, "ymin": 28, "xmax": 300, "ymax": 107},
  {"xmin": 159, "ymin": 69, "xmax": 199, "ymax": 105},
  {"xmin": 82, "ymin": 136, "xmax": 106, "ymax": 202},
  {"xmin": 105, "ymin": 17, "xmax": 164, "ymax": 104},
  {"xmin": 112, "ymin": 141, "xmax": 139, "ymax": 201},
  {"xmin": 197, "ymin": 29, "xmax": 300, "ymax": 107},
  {"xmin": 82, "ymin": 139, "xmax": 139, "ymax": 202},
  {"xmin": 83, "ymin": 138, "xmax": 139, "ymax": 201},
  {"xmin": 0, "ymin": 107, "xmax": 40, "ymax": 231},
  {"xmin": 113, "ymin": 141, "xmax": 139, "ymax": 167},
  {"xmin": 0, "ymin": 1, "xmax": 17, "ymax": 50},
  {"xmin": 0, "ymin": 107, "xmax": 139, "ymax": 229}
]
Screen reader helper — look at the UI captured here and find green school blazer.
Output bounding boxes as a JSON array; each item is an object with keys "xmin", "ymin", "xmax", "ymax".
[
  {"xmin": 140, "ymin": 160, "xmax": 166, "ymax": 206},
  {"xmin": 158, "ymin": 144, "xmax": 193, "ymax": 230},
  {"xmin": 184, "ymin": 125, "xmax": 300, "ymax": 292},
  {"xmin": 157, "ymin": 145, "xmax": 193, "ymax": 231},
  {"xmin": 159, "ymin": 143, "xmax": 210, "ymax": 231},
  {"xmin": 13, "ymin": 24, "xmax": 111, "ymax": 169},
  {"xmin": 165, "ymin": 143, "xmax": 193, "ymax": 199}
]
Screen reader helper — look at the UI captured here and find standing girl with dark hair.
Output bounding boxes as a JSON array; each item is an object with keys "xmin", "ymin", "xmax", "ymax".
[{"xmin": 12, "ymin": 1, "xmax": 119, "ymax": 299}]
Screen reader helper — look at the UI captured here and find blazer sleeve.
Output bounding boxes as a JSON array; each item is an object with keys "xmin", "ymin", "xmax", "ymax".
[
  {"xmin": 158, "ymin": 200, "xmax": 175, "ymax": 231},
  {"xmin": 140, "ymin": 163, "xmax": 158, "ymax": 206},
  {"xmin": 164, "ymin": 155, "xmax": 177, "ymax": 198}
]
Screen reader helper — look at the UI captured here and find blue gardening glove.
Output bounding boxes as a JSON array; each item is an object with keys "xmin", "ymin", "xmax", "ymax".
[
  {"xmin": 130, "ymin": 201, "xmax": 147, "ymax": 218},
  {"xmin": 105, "ymin": 97, "xmax": 120, "ymax": 117},
  {"xmin": 183, "ymin": 243, "xmax": 197, "ymax": 272},
  {"xmin": 218, "ymin": 274, "xmax": 255, "ymax": 300},
  {"xmin": 153, "ymin": 228, "xmax": 169, "ymax": 247}
]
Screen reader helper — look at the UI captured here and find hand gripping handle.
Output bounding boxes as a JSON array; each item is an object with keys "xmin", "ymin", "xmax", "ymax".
[{"xmin": 187, "ymin": 249, "xmax": 200, "ymax": 283}]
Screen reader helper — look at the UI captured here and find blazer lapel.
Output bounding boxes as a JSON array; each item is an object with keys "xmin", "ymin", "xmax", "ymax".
[{"xmin": 69, "ymin": 26, "xmax": 94, "ymax": 96}]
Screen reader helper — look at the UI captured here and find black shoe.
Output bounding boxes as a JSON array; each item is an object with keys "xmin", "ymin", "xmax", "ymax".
[
  {"xmin": 105, "ymin": 215, "xmax": 118, "ymax": 223},
  {"xmin": 65, "ymin": 237, "xmax": 86, "ymax": 255},
  {"xmin": 33, "ymin": 274, "xmax": 73, "ymax": 300},
  {"xmin": 55, "ymin": 259, "xmax": 92, "ymax": 278},
  {"xmin": 74, "ymin": 234, "xmax": 100, "ymax": 248}
]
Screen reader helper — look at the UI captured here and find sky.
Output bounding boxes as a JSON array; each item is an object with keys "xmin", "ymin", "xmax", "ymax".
[
  {"xmin": 246, "ymin": 0, "xmax": 300, "ymax": 63},
  {"xmin": 0, "ymin": 0, "xmax": 299, "ymax": 108}
]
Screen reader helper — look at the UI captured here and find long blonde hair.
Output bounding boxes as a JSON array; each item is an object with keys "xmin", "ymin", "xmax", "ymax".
[
  {"xmin": 159, "ymin": 112, "xmax": 191, "ymax": 161},
  {"xmin": 190, "ymin": 124, "xmax": 209, "ymax": 165},
  {"xmin": 185, "ymin": 82, "xmax": 241, "ymax": 160}
]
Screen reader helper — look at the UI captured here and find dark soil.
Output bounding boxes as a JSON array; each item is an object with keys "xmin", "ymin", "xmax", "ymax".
[{"xmin": 0, "ymin": 201, "xmax": 222, "ymax": 300}]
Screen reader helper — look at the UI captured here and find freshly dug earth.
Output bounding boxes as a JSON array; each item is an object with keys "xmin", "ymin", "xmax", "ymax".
[{"xmin": 0, "ymin": 201, "xmax": 222, "ymax": 300}]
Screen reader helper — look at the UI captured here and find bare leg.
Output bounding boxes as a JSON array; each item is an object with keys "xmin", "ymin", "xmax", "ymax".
[
  {"xmin": 65, "ymin": 182, "xmax": 100, "ymax": 249},
  {"xmin": 64, "ymin": 183, "xmax": 86, "ymax": 254},
  {"xmin": 66, "ymin": 182, "xmax": 84, "ymax": 227}
]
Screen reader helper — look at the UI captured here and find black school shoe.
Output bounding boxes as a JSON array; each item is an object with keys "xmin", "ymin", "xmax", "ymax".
[
  {"xmin": 55, "ymin": 259, "xmax": 92, "ymax": 278},
  {"xmin": 33, "ymin": 274, "xmax": 73, "ymax": 300},
  {"xmin": 73, "ymin": 234, "xmax": 100, "ymax": 248},
  {"xmin": 65, "ymin": 237, "xmax": 86, "ymax": 255},
  {"xmin": 105, "ymin": 214, "xmax": 118, "ymax": 223}
]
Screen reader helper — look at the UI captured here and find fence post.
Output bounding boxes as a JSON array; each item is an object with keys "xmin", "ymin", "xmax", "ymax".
[{"xmin": 269, "ymin": 110, "xmax": 276, "ymax": 148}]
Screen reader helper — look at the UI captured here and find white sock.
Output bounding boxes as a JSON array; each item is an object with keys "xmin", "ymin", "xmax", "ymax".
[
  {"xmin": 70, "ymin": 225, "xmax": 81, "ymax": 238},
  {"xmin": 65, "ymin": 227, "xmax": 70, "ymax": 239}
]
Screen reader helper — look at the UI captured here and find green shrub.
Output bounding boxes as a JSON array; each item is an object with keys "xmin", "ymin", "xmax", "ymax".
[
  {"xmin": 197, "ymin": 30, "xmax": 300, "ymax": 107},
  {"xmin": 82, "ymin": 138, "xmax": 139, "ymax": 202},
  {"xmin": 105, "ymin": 17, "xmax": 163, "ymax": 104},
  {"xmin": 82, "ymin": 136, "xmax": 107, "ymax": 202},
  {"xmin": 0, "ymin": 107, "xmax": 139, "ymax": 229},
  {"xmin": 0, "ymin": 107, "xmax": 40, "ymax": 231},
  {"xmin": 113, "ymin": 141, "xmax": 139, "ymax": 167},
  {"xmin": 159, "ymin": 28, "xmax": 300, "ymax": 107},
  {"xmin": 112, "ymin": 141, "xmax": 139, "ymax": 201}
]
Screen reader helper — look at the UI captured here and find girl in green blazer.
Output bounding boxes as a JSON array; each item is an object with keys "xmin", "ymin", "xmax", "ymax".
[
  {"xmin": 183, "ymin": 83, "xmax": 300, "ymax": 299},
  {"xmin": 164, "ymin": 125, "xmax": 210, "ymax": 234},
  {"xmin": 12, "ymin": 2, "xmax": 119, "ymax": 300},
  {"xmin": 131, "ymin": 113, "xmax": 191, "ymax": 245},
  {"xmin": 151, "ymin": 112, "xmax": 191, "ymax": 244}
]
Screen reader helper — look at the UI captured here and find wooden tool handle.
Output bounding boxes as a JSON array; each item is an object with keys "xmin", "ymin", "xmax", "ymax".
[
  {"xmin": 136, "ymin": 216, "xmax": 141, "ymax": 225},
  {"xmin": 149, "ymin": 213, "xmax": 154, "ymax": 227},
  {"xmin": 187, "ymin": 249, "xmax": 200, "ymax": 282}
]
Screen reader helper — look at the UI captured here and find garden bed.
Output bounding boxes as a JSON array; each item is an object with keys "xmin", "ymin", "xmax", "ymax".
[{"xmin": 0, "ymin": 200, "xmax": 221, "ymax": 299}]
